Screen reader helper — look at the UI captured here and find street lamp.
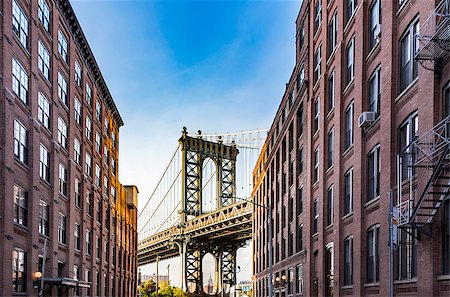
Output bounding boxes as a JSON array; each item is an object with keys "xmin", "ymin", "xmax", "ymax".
[{"xmin": 232, "ymin": 196, "xmax": 273, "ymax": 297}]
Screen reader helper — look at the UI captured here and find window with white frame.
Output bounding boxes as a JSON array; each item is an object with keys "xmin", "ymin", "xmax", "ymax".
[
  {"xmin": 75, "ymin": 60, "xmax": 82, "ymax": 86},
  {"xmin": 313, "ymin": 198, "xmax": 319, "ymax": 234},
  {"xmin": 96, "ymin": 99, "xmax": 101, "ymax": 121},
  {"xmin": 13, "ymin": 185, "xmax": 28, "ymax": 227},
  {"xmin": 344, "ymin": 235, "xmax": 353, "ymax": 285},
  {"xmin": 58, "ymin": 212, "xmax": 67, "ymax": 244},
  {"xmin": 40, "ymin": 144, "xmax": 50, "ymax": 181},
  {"xmin": 86, "ymin": 229, "xmax": 92, "ymax": 255},
  {"xmin": 111, "ymin": 132, "xmax": 116, "ymax": 149},
  {"xmin": 12, "ymin": 58, "xmax": 29, "ymax": 104},
  {"xmin": 59, "ymin": 163, "xmax": 67, "ymax": 196},
  {"xmin": 328, "ymin": 10, "xmax": 338, "ymax": 56},
  {"xmin": 104, "ymin": 176, "xmax": 108, "ymax": 195},
  {"xmin": 74, "ymin": 138, "xmax": 81, "ymax": 165},
  {"xmin": 75, "ymin": 178, "xmax": 81, "ymax": 208},
  {"xmin": 314, "ymin": 46, "xmax": 322, "ymax": 84},
  {"xmin": 86, "ymin": 116, "xmax": 92, "ymax": 140},
  {"xmin": 314, "ymin": 0, "xmax": 322, "ymax": 34},
  {"xmin": 346, "ymin": 38, "xmax": 355, "ymax": 84},
  {"xmin": 38, "ymin": 0, "xmax": 50, "ymax": 32},
  {"xmin": 14, "ymin": 119, "xmax": 28, "ymax": 164},
  {"xmin": 85, "ymin": 153, "xmax": 92, "ymax": 176},
  {"xmin": 12, "ymin": 0, "xmax": 28, "ymax": 48},
  {"xmin": 296, "ymin": 264, "xmax": 304, "ymax": 294},
  {"xmin": 344, "ymin": 168, "xmax": 353, "ymax": 215},
  {"xmin": 400, "ymin": 19, "xmax": 419, "ymax": 92},
  {"xmin": 39, "ymin": 200, "xmax": 49, "ymax": 236},
  {"xmin": 111, "ymin": 158, "xmax": 116, "ymax": 175},
  {"xmin": 346, "ymin": 0, "xmax": 357, "ymax": 24},
  {"xmin": 327, "ymin": 128, "xmax": 334, "ymax": 168},
  {"xmin": 326, "ymin": 186, "xmax": 333, "ymax": 226},
  {"xmin": 96, "ymin": 132, "xmax": 101, "ymax": 152},
  {"xmin": 327, "ymin": 70, "xmax": 335, "ymax": 113},
  {"xmin": 314, "ymin": 148, "xmax": 319, "ymax": 183},
  {"xmin": 12, "ymin": 248, "xmax": 27, "ymax": 292},
  {"xmin": 58, "ymin": 72, "xmax": 68, "ymax": 106},
  {"xmin": 314, "ymin": 97, "xmax": 320, "ymax": 133},
  {"xmin": 369, "ymin": 67, "xmax": 381, "ymax": 116},
  {"xmin": 57, "ymin": 117, "xmax": 68, "ymax": 148},
  {"xmin": 345, "ymin": 103, "xmax": 354, "ymax": 150},
  {"xmin": 369, "ymin": 0, "xmax": 381, "ymax": 50},
  {"xmin": 74, "ymin": 223, "xmax": 81, "ymax": 250},
  {"xmin": 95, "ymin": 164, "xmax": 101, "ymax": 187},
  {"xmin": 38, "ymin": 92, "xmax": 50, "ymax": 128},
  {"xmin": 58, "ymin": 30, "xmax": 68, "ymax": 63},
  {"xmin": 38, "ymin": 40, "xmax": 50, "ymax": 80},
  {"xmin": 74, "ymin": 97, "xmax": 82, "ymax": 125},
  {"xmin": 104, "ymin": 117, "xmax": 109, "ymax": 134},
  {"xmin": 86, "ymin": 83, "xmax": 92, "ymax": 105},
  {"xmin": 399, "ymin": 113, "xmax": 418, "ymax": 180},
  {"xmin": 367, "ymin": 145, "xmax": 380, "ymax": 202}
]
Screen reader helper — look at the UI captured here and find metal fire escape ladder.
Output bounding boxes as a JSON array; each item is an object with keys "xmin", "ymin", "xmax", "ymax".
[{"xmin": 397, "ymin": 115, "xmax": 450, "ymax": 235}]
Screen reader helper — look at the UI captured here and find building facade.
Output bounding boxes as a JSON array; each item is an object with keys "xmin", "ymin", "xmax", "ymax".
[
  {"xmin": 253, "ymin": 0, "xmax": 450, "ymax": 296},
  {"xmin": 0, "ymin": 0, "xmax": 138, "ymax": 296}
]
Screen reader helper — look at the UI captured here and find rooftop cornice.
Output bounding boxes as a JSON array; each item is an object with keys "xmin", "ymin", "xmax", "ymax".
[{"xmin": 56, "ymin": 0, "xmax": 124, "ymax": 127}]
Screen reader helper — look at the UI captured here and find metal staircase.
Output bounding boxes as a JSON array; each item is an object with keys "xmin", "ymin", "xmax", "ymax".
[{"xmin": 397, "ymin": 115, "xmax": 450, "ymax": 235}]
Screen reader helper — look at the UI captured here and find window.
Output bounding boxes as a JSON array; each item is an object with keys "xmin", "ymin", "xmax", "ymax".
[
  {"xmin": 298, "ymin": 25, "xmax": 305, "ymax": 50},
  {"xmin": 104, "ymin": 146, "xmax": 109, "ymax": 164},
  {"xmin": 313, "ymin": 198, "xmax": 319, "ymax": 234},
  {"xmin": 344, "ymin": 169, "xmax": 353, "ymax": 215},
  {"xmin": 86, "ymin": 83, "xmax": 92, "ymax": 105},
  {"xmin": 367, "ymin": 225, "xmax": 380, "ymax": 283},
  {"xmin": 367, "ymin": 145, "xmax": 380, "ymax": 201},
  {"xmin": 288, "ymin": 267, "xmax": 294, "ymax": 294},
  {"xmin": 111, "ymin": 158, "xmax": 116, "ymax": 175},
  {"xmin": 345, "ymin": 103, "xmax": 354, "ymax": 150},
  {"xmin": 297, "ymin": 187, "xmax": 303, "ymax": 216},
  {"xmin": 314, "ymin": 0, "xmax": 322, "ymax": 33},
  {"xmin": 297, "ymin": 66, "xmax": 305, "ymax": 91},
  {"xmin": 443, "ymin": 200, "xmax": 450, "ymax": 274},
  {"xmin": 326, "ymin": 186, "xmax": 333, "ymax": 226},
  {"xmin": 327, "ymin": 71, "xmax": 335, "ymax": 113},
  {"xmin": 75, "ymin": 60, "xmax": 82, "ymax": 86},
  {"xmin": 369, "ymin": 67, "xmax": 381, "ymax": 116},
  {"xmin": 346, "ymin": 38, "xmax": 355, "ymax": 84},
  {"xmin": 86, "ymin": 229, "xmax": 92, "ymax": 255},
  {"xmin": 399, "ymin": 113, "xmax": 418, "ymax": 179},
  {"xmin": 96, "ymin": 236, "xmax": 101, "ymax": 259},
  {"xmin": 112, "ymin": 132, "xmax": 116, "ymax": 149},
  {"xmin": 297, "ymin": 103, "xmax": 304, "ymax": 137},
  {"xmin": 38, "ymin": 0, "xmax": 50, "ymax": 32},
  {"xmin": 38, "ymin": 41, "xmax": 50, "ymax": 79},
  {"xmin": 74, "ymin": 97, "xmax": 82, "ymax": 125},
  {"xmin": 328, "ymin": 10, "xmax": 338, "ymax": 55},
  {"xmin": 39, "ymin": 144, "xmax": 50, "ymax": 181},
  {"xmin": 14, "ymin": 119, "xmax": 28, "ymax": 164},
  {"xmin": 314, "ymin": 148, "xmax": 319, "ymax": 183},
  {"xmin": 369, "ymin": 0, "xmax": 381, "ymax": 49},
  {"xmin": 346, "ymin": 0, "xmax": 357, "ymax": 23},
  {"xmin": 344, "ymin": 236, "xmax": 353, "ymax": 285},
  {"xmin": 400, "ymin": 19, "xmax": 419, "ymax": 91},
  {"xmin": 297, "ymin": 224, "xmax": 303, "ymax": 253},
  {"xmin": 59, "ymin": 163, "xmax": 67, "ymax": 196},
  {"xmin": 58, "ymin": 30, "xmax": 68, "ymax": 63},
  {"xmin": 314, "ymin": 46, "xmax": 322, "ymax": 84},
  {"xmin": 85, "ymin": 153, "xmax": 92, "ymax": 176},
  {"xmin": 13, "ymin": 185, "xmax": 28, "ymax": 226},
  {"xmin": 74, "ymin": 223, "xmax": 81, "ymax": 250},
  {"xmin": 325, "ymin": 243, "xmax": 334, "ymax": 297},
  {"xmin": 57, "ymin": 117, "xmax": 68, "ymax": 148},
  {"xmin": 86, "ymin": 116, "xmax": 92, "ymax": 140},
  {"xmin": 85, "ymin": 269, "xmax": 91, "ymax": 296},
  {"xmin": 298, "ymin": 147, "xmax": 304, "ymax": 176},
  {"xmin": 38, "ymin": 93, "xmax": 50, "ymax": 128},
  {"xmin": 96, "ymin": 99, "xmax": 101, "ymax": 121},
  {"xmin": 74, "ymin": 265, "xmax": 79, "ymax": 280},
  {"xmin": 86, "ymin": 192, "xmax": 93, "ymax": 216},
  {"xmin": 39, "ymin": 200, "xmax": 49, "ymax": 236},
  {"xmin": 104, "ymin": 117, "xmax": 109, "ymax": 134},
  {"xmin": 95, "ymin": 164, "xmax": 101, "ymax": 187},
  {"xmin": 75, "ymin": 179, "xmax": 81, "ymax": 208},
  {"xmin": 58, "ymin": 213, "xmax": 67, "ymax": 244},
  {"xmin": 104, "ymin": 176, "xmax": 109, "ymax": 195},
  {"xmin": 398, "ymin": 229, "xmax": 417, "ymax": 279},
  {"xmin": 58, "ymin": 72, "xmax": 68, "ymax": 106},
  {"xmin": 12, "ymin": 58, "xmax": 29, "ymax": 104},
  {"xmin": 314, "ymin": 98, "xmax": 320, "ymax": 133},
  {"xmin": 296, "ymin": 265, "xmax": 304, "ymax": 294},
  {"xmin": 74, "ymin": 138, "xmax": 81, "ymax": 165},
  {"xmin": 112, "ymin": 186, "xmax": 117, "ymax": 201},
  {"xmin": 12, "ymin": 248, "xmax": 27, "ymax": 292},
  {"xmin": 96, "ymin": 132, "xmax": 101, "ymax": 152},
  {"xmin": 12, "ymin": 0, "xmax": 28, "ymax": 48},
  {"xmin": 327, "ymin": 129, "xmax": 334, "ymax": 168}
]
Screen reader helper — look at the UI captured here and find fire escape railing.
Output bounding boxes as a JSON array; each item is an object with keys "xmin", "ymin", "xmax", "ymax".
[
  {"xmin": 416, "ymin": 0, "xmax": 450, "ymax": 62},
  {"xmin": 396, "ymin": 115, "xmax": 450, "ymax": 232}
]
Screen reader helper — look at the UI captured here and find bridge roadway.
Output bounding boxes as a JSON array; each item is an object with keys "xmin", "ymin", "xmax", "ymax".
[{"xmin": 138, "ymin": 201, "xmax": 252, "ymax": 266}]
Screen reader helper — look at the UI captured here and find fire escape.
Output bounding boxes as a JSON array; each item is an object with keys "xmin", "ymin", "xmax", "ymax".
[{"xmin": 396, "ymin": 0, "xmax": 450, "ymax": 235}]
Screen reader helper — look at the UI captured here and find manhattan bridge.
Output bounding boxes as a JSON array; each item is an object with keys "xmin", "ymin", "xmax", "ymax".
[{"xmin": 137, "ymin": 127, "xmax": 268, "ymax": 295}]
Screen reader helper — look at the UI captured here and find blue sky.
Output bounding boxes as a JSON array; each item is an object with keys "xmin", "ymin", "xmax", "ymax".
[{"xmin": 71, "ymin": 0, "xmax": 300, "ymax": 288}]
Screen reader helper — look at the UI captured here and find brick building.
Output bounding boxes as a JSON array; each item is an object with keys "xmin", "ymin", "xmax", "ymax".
[
  {"xmin": 0, "ymin": 0, "xmax": 138, "ymax": 296},
  {"xmin": 252, "ymin": 0, "xmax": 450, "ymax": 296}
]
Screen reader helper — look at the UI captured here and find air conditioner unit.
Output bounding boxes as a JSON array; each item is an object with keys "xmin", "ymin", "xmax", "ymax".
[{"xmin": 358, "ymin": 111, "xmax": 377, "ymax": 128}]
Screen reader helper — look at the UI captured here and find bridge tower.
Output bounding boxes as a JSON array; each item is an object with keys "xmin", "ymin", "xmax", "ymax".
[{"xmin": 178, "ymin": 127, "xmax": 240, "ymax": 294}]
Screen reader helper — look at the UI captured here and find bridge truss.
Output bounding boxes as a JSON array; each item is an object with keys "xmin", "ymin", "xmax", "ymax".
[{"xmin": 137, "ymin": 128, "xmax": 267, "ymax": 294}]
